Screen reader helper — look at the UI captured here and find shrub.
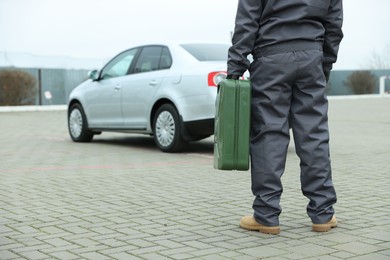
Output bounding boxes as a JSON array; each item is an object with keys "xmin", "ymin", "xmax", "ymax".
[
  {"xmin": 0, "ymin": 69, "xmax": 37, "ymax": 106},
  {"xmin": 344, "ymin": 71, "xmax": 377, "ymax": 94}
]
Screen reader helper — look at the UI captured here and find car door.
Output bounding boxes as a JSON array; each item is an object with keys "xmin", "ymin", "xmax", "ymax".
[
  {"xmin": 86, "ymin": 48, "xmax": 139, "ymax": 127},
  {"xmin": 121, "ymin": 46, "xmax": 171, "ymax": 129}
]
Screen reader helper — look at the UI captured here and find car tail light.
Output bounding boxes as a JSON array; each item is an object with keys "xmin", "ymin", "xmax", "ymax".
[{"xmin": 208, "ymin": 71, "xmax": 227, "ymax": 87}]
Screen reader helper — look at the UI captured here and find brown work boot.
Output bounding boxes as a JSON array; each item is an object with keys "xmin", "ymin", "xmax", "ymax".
[
  {"xmin": 312, "ymin": 216, "xmax": 337, "ymax": 232},
  {"xmin": 239, "ymin": 216, "xmax": 280, "ymax": 235}
]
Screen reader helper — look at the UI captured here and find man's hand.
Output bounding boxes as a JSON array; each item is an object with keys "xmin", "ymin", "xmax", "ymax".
[{"xmin": 226, "ymin": 75, "xmax": 240, "ymax": 80}]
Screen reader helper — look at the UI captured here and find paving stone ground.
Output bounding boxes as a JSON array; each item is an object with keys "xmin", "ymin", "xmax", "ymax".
[{"xmin": 0, "ymin": 97, "xmax": 389, "ymax": 260}]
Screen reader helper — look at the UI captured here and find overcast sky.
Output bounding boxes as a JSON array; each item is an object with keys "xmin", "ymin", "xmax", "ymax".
[{"xmin": 1, "ymin": 0, "xmax": 389, "ymax": 70}]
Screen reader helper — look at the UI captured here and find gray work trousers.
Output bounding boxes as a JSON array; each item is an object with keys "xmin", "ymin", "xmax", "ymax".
[{"xmin": 249, "ymin": 42, "xmax": 337, "ymax": 226}]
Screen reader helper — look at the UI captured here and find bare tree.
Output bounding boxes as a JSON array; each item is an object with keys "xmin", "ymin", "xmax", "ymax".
[{"xmin": 367, "ymin": 44, "xmax": 390, "ymax": 70}]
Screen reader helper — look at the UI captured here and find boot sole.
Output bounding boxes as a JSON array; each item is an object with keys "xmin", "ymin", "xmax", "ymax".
[
  {"xmin": 239, "ymin": 223, "xmax": 280, "ymax": 235},
  {"xmin": 312, "ymin": 220, "xmax": 337, "ymax": 232}
]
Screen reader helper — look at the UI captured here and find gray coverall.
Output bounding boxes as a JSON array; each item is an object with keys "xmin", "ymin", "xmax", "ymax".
[{"xmin": 227, "ymin": 0, "xmax": 343, "ymax": 226}]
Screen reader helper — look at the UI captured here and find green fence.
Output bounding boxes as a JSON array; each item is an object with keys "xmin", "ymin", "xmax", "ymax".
[
  {"xmin": 328, "ymin": 70, "xmax": 390, "ymax": 95},
  {"xmin": 0, "ymin": 67, "xmax": 89, "ymax": 106},
  {"xmin": 1, "ymin": 67, "xmax": 389, "ymax": 106}
]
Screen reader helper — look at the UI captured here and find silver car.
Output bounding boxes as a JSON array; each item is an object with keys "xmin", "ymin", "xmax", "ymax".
[{"xmin": 67, "ymin": 43, "xmax": 229, "ymax": 152}]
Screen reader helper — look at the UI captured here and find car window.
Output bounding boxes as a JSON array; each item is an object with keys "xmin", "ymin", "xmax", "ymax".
[
  {"xmin": 160, "ymin": 47, "xmax": 172, "ymax": 70},
  {"xmin": 134, "ymin": 46, "xmax": 164, "ymax": 74},
  {"xmin": 180, "ymin": 44, "xmax": 230, "ymax": 61},
  {"xmin": 101, "ymin": 48, "xmax": 138, "ymax": 79}
]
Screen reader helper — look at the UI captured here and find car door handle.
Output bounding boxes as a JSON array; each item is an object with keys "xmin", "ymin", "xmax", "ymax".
[
  {"xmin": 149, "ymin": 80, "xmax": 158, "ymax": 87},
  {"xmin": 114, "ymin": 84, "xmax": 122, "ymax": 91}
]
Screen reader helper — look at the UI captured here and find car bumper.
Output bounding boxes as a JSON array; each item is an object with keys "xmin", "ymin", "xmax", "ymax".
[{"xmin": 182, "ymin": 118, "xmax": 214, "ymax": 140}]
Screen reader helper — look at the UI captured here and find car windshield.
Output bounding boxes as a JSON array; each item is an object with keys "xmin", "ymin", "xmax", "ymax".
[{"xmin": 180, "ymin": 44, "xmax": 230, "ymax": 61}]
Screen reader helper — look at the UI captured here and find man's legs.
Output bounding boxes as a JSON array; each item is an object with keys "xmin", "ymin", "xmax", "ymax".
[
  {"xmin": 249, "ymin": 53, "xmax": 296, "ymax": 226},
  {"xmin": 290, "ymin": 50, "xmax": 337, "ymax": 224}
]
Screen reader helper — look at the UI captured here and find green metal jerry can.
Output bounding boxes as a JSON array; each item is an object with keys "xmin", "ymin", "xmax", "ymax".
[{"xmin": 214, "ymin": 79, "xmax": 251, "ymax": 171}]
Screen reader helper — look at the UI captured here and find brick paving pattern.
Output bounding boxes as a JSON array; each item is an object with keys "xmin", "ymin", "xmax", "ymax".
[{"xmin": 0, "ymin": 97, "xmax": 389, "ymax": 259}]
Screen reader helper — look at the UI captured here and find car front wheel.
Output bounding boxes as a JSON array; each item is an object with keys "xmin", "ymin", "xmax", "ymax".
[
  {"xmin": 68, "ymin": 103, "xmax": 94, "ymax": 142},
  {"xmin": 153, "ymin": 104, "xmax": 186, "ymax": 152}
]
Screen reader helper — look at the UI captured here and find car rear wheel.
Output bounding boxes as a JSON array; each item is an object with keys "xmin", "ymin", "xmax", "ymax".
[
  {"xmin": 153, "ymin": 104, "xmax": 186, "ymax": 152},
  {"xmin": 68, "ymin": 103, "xmax": 94, "ymax": 142}
]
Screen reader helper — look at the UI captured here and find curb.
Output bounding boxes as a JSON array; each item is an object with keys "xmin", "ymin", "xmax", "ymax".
[
  {"xmin": 0, "ymin": 95, "xmax": 389, "ymax": 113},
  {"xmin": 0, "ymin": 105, "xmax": 67, "ymax": 112}
]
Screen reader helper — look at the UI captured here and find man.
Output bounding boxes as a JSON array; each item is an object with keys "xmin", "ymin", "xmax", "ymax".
[{"xmin": 227, "ymin": 0, "xmax": 343, "ymax": 234}]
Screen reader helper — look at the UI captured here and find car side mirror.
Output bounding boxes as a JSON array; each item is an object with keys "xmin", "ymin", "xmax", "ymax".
[{"xmin": 88, "ymin": 70, "xmax": 99, "ymax": 81}]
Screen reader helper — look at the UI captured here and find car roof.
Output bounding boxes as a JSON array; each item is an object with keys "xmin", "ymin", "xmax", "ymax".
[{"xmin": 122, "ymin": 41, "xmax": 230, "ymax": 49}]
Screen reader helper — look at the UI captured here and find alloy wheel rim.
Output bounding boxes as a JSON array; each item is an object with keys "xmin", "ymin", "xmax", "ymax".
[
  {"xmin": 156, "ymin": 111, "xmax": 175, "ymax": 147},
  {"xmin": 69, "ymin": 109, "xmax": 83, "ymax": 138}
]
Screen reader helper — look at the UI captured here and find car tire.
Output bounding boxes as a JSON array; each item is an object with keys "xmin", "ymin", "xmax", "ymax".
[
  {"xmin": 153, "ymin": 104, "xmax": 187, "ymax": 152},
  {"xmin": 68, "ymin": 103, "xmax": 94, "ymax": 142}
]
